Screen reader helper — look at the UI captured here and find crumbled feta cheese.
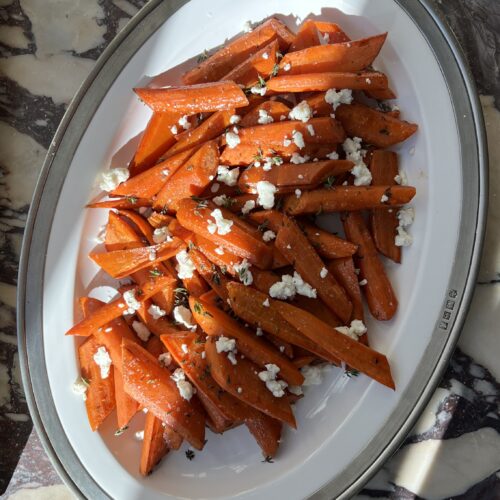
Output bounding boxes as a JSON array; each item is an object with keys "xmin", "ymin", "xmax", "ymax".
[
  {"xmin": 292, "ymin": 130, "xmax": 305, "ymax": 149},
  {"xmin": 201, "ymin": 351, "xmax": 206, "ymax": 359},
  {"xmin": 123, "ymin": 289, "xmax": 141, "ymax": 315},
  {"xmin": 162, "ymin": 168, "xmax": 170, "ymax": 178},
  {"xmin": 215, "ymin": 246, "xmax": 225, "ymax": 255},
  {"xmin": 301, "ymin": 363, "xmax": 333, "ymax": 386},
  {"xmin": 280, "ymin": 115, "xmax": 287, "ymax": 121},
  {"xmin": 207, "ymin": 208, "xmax": 233, "ymax": 235},
  {"xmin": 217, "ymin": 165, "xmax": 240, "ymax": 186},
  {"xmin": 229, "ymin": 114, "xmax": 241, "ymax": 125},
  {"xmin": 256, "ymin": 181, "xmax": 277, "ymax": 209},
  {"xmin": 212, "ymin": 194, "xmax": 230, "ymax": 206},
  {"xmin": 394, "ymin": 170, "xmax": 408, "ymax": 185},
  {"xmin": 283, "ymin": 63, "xmax": 291, "ymax": 71},
  {"xmin": 279, "ymin": 345, "xmax": 285, "ymax": 353},
  {"xmin": 323, "ymin": 33, "xmax": 330, "ymax": 43},
  {"xmin": 325, "ymin": 88, "xmax": 353, "ymax": 110},
  {"xmin": 292, "ymin": 272, "xmax": 317, "ymax": 298},
  {"xmin": 148, "ymin": 304, "xmax": 166, "ymax": 320},
  {"xmin": 234, "ymin": 259, "xmax": 253, "ymax": 286},
  {"xmin": 176, "ymin": 249, "xmax": 196, "ymax": 279},
  {"xmin": 262, "ymin": 52, "xmax": 269, "ymax": 60},
  {"xmin": 262, "ymin": 298, "xmax": 270, "ymax": 307},
  {"xmin": 250, "ymin": 85, "xmax": 267, "ymax": 96},
  {"xmin": 256, "ymin": 327, "xmax": 264, "ymax": 336},
  {"xmin": 298, "ymin": 174, "xmax": 304, "ymax": 180},
  {"xmin": 93, "ymin": 346, "xmax": 112, "ymax": 379},
  {"xmin": 132, "ymin": 321, "xmax": 151, "ymax": 342},
  {"xmin": 257, "ymin": 109, "xmax": 274, "ymax": 124},
  {"xmin": 99, "ymin": 168, "xmax": 129, "ymax": 192},
  {"xmin": 153, "ymin": 226, "xmax": 172, "ymax": 244},
  {"xmin": 289, "ymin": 101, "xmax": 313, "ymax": 122},
  {"xmin": 135, "ymin": 430, "xmax": 144, "ymax": 441},
  {"xmin": 283, "ymin": 138, "xmax": 292, "ymax": 147},
  {"xmin": 343, "ymin": 137, "xmax": 372, "ymax": 186},
  {"xmin": 72, "ymin": 377, "xmax": 88, "ymax": 400},
  {"xmin": 288, "ymin": 385, "xmax": 303, "ymax": 396},
  {"xmin": 148, "ymin": 247, "xmax": 157, "ymax": 261},
  {"xmin": 290, "ymin": 152, "xmax": 310, "ymax": 164},
  {"xmin": 211, "ymin": 182, "xmax": 220, "ymax": 193},
  {"xmin": 170, "ymin": 125, "xmax": 178, "ymax": 134},
  {"xmin": 225, "ymin": 131, "xmax": 241, "ymax": 148},
  {"xmin": 173, "ymin": 305, "xmax": 197, "ymax": 330},
  {"xmin": 178, "ymin": 115, "xmax": 191, "ymax": 130},
  {"xmin": 307, "ymin": 125, "xmax": 315, "ymax": 137},
  {"xmin": 181, "ymin": 344, "xmax": 188, "ymax": 353},
  {"xmin": 335, "ymin": 320, "xmax": 367, "ymax": 341},
  {"xmin": 216, "ymin": 336, "xmax": 236, "ymax": 353},
  {"xmin": 243, "ymin": 20, "xmax": 252, "ymax": 32},
  {"xmin": 171, "ymin": 368, "xmax": 196, "ymax": 401},
  {"xmin": 241, "ymin": 199, "xmax": 256, "ymax": 215},
  {"xmin": 320, "ymin": 267, "xmax": 328, "ymax": 279},
  {"xmin": 262, "ymin": 155, "xmax": 283, "ymax": 171},
  {"xmin": 381, "ymin": 194, "xmax": 389, "ymax": 203},
  {"xmin": 395, "ymin": 207, "xmax": 415, "ymax": 246},
  {"xmin": 262, "ymin": 230, "xmax": 276, "ymax": 242},
  {"xmin": 295, "ymin": 189, "xmax": 302, "ymax": 198},
  {"xmin": 398, "ymin": 207, "xmax": 415, "ymax": 227},
  {"xmin": 158, "ymin": 352, "xmax": 172, "ymax": 367},
  {"xmin": 269, "ymin": 272, "xmax": 317, "ymax": 300},
  {"xmin": 359, "ymin": 279, "xmax": 368, "ymax": 286},
  {"xmin": 365, "ymin": 77, "xmax": 372, "ymax": 84},
  {"xmin": 227, "ymin": 352, "xmax": 237, "ymax": 365},
  {"xmin": 237, "ymin": 387, "xmax": 243, "ymax": 394},
  {"xmin": 258, "ymin": 364, "xmax": 287, "ymax": 397}
]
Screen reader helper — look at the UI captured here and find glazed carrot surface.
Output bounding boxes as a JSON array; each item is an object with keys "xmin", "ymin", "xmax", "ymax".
[{"xmin": 70, "ymin": 15, "xmax": 418, "ymax": 474}]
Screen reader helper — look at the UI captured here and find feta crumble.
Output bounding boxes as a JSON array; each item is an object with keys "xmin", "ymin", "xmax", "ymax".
[
  {"xmin": 170, "ymin": 125, "xmax": 178, "ymax": 135},
  {"xmin": 229, "ymin": 114, "xmax": 241, "ymax": 125},
  {"xmin": 171, "ymin": 368, "xmax": 196, "ymax": 401},
  {"xmin": 307, "ymin": 124, "xmax": 315, "ymax": 136},
  {"xmin": 289, "ymin": 101, "xmax": 313, "ymax": 122},
  {"xmin": 359, "ymin": 279, "xmax": 368, "ymax": 286},
  {"xmin": 153, "ymin": 226, "xmax": 172, "ymax": 244},
  {"xmin": 381, "ymin": 194, "xmax": 389, "ymax": 203},
  {"xmin": 207, "ymin": 209, "xmax": 233, "ymax": 235},
  {"xmin": 262, "ymin": 230, "xmax": 276, "ymax": 242},
  {"xmin": 148, "ymin": 247, "xmax": 157, "ymax": 261},
  {"xmin": 283, "ymin": 63, "xmax": 291, "ymax": 71},
  {"xmin": 256, "ymin": 327, "xmax": 264, "ymax": 336},
  {"xmin": 263, "ymin": 298, "xmax": 270, "ymax": 307},
  {"xmin": 292, "ymin": 129, "xmax": 305, "ymax": 149},
  {"xmin": 395, "ymin": 207, "xmax": 415, "ymax": 247},
  {"xmin": 217, "ymin": 165, "xmax": 240, "ymax": 186},
  {"xmin": 258, "ymin": 364, "xmax": 287, "ymax": 397},
  {"xmin": 148, "ymin": 304, "xmax": 166, "ymax": 319},
  {"xmin": 241, "ymin": 199, "xmax": 256, "ymax": 214},
  {"xmin": 132, "ymin": 321, "xmax": 151, "ymax": 342},
  {"xmin": 135, "ymin": 430, "xmax": 145, "ymax": 441},
  {"xmin": 72, "ymin": 377, "xmax": 88, "ymax": 400},
  {"xmin": 257, "ymin": 108, "xmax": 274, "ymax": 124},
  {"xmin": 256, "ymin": 181, "xmax": 277, "ymax": 209},
  {"xmin": 343, "ymin": 137, "xmax": 372, "ymax": 186},
  {"xmin": 325, "ymin": 88, "xmax": 353, "ymax": 110},
  {"xmin": 158, "ymin": 352, "xmax": 172, "ymax": 367},
  {"xmin": 93, "ymin": 346, "xmax": 112, "ymax": 379},
  {"xmin": 301, "ymin": 363, "xmax": 333, "ymax": 386},
  {"xmin": 212, "ymin": 194, "xmax": 230, "ymax": 206},
  {"xmin": 99, "ymin": 168, "xmax": 129, "ymax": 192},
  {"xmin": 173, "ymin": 305, "xmax": 197, "ymax": 330},
  {"xmin": 288, "ymin": 385, "xmax": 303, "ymax": 396},
  {"xmin": 243, "ymin": 20, "xmax": 253, "ymax": 32},
  {"xmin": 262, "ymin": 52, "xmax": 269, "ymax": 60},
  {"xmin": 225, "ymin": 131, "xmax": 241, "ymax": 148},
  {"xmin": 234, "ymin": 259, "xmax": 253, "ymax": 286},
  {"xmin": 176, "ymin": 249, "xmax": 196, "ymax": 279},
  {"xmin": 123, "ymin": 289, "xmax": 141, "ymax": 315},
  {"xmin": 178, "ymin": 115, "xmax": 191, "ymax": 130},
  {"xmin": 215, "ymin": 246, "xmax": 225, "ymax": 255},
  {"xmin": 394, "ymin": 170, "xmax": 408, "ymax": 185},
  {"xmin": 283, "ymin": 138, "xmax": 292, "ymax": 147},
  {"xmin": 320, "ymin": 267, "xmax": 328, "ymax": 279},
  {"xmin": 290, "ymin": 152, "xmax": 310, "ymax": 164},
  {"xmin": 335, "ymin": 320, "xmax": 367, "ymax": 341},
  {"xmin": 295, "ymin": 189, "xmax": 302, "ymax": 199},
  {"xmin": 269, "ymin": 272, "xmax": 317, "ymax": 300},
  {"xmin": 216, "ymin": 335, "xmax": 238, "ymax": 365},
  {"xmin": 250, "ymin": 85, "xmax": 267, "ymax": 96}
]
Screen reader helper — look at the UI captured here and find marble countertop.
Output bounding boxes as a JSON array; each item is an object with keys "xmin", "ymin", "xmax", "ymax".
[{"xmin": 1, "ymin": 1, "xmax": 499, "ymax": 499}]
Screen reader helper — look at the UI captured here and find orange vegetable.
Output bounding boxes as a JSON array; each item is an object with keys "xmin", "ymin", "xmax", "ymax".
[
  {"xmin": 267, "ymin": 71, "xmax": 388, "ymax": 93},
  {"xmin": 305, "ymin": 92, "xmax": 331, "ymax": 117},
  {"xmin": 86, "ymin": 198, "xmax": 151, "ymax": 210},
  {"xmin": 189, "ymin": 296, "xmax": 304, "ymax": 386},
  {"xmin": 300, "ymin": 220, "xmax": 358, "ymax": 259},
  {"xmin": 135, "ymin": 81, "xmax": 249, "ymax": 114},
  {"xmin": 117, "ymin": 209, "xmax": 154, "ymax": 245},
  {"xmin": 283, "ymin": 185, "xmax": 416, "ymax": 215},
  {"xmin": 279, "ymin": 33, "xmax": 387, "ymax": 74},
  {"xmin": 122, "ymin": 338, "xmax": 206, "ymax": 449},
  {"xmin": 365, "ymin": 88, "xmax": 397, "ymax": 100},
  {"xmin": 163, "ymin": 425, "xmax": 183, "ymax": 450},
  {"xmin": 369, "ymin": 150, "xmax": 401, "ymax": 263},
  {"xmin": 140, "ymin": 411, "xmax": 170, "ymax": 476},
  {"xmin": 272, "ymin": 300, "xmax": 395, "ymax": 389},
  {"xmin": 335, "ymin": 102, "xmax": 418, "ymax": 147},
  {"xmin": 136, "ymin": 300, "xmax": 180, "ymax": 337},
  {"xmin": 188, "ymin": 249, "xmax": 231, "ymax": 302},
  {"xmin": 182, "ymin": 18, "xmax": 294, "ymax": 84},
  {"xmin": 148, "ymin": 211, "xmax": 173, "ymax": 229},
  {"xmin": 183, "ymin": 270, "xmax": 210, "ymax": 297},
  {"xmin": 275, "ymin": 215, "xmax": 353, "ymax": 323},
  {"xmin": 313, "ymin": 21, "xmax": 350, "ymax": 44},
  {"xmin": 114, "ymin": 368, "xmax": 139, "ymax": 429},
  {"xmin": 176, "ymin": 199, "xmax": 273, "ymax": 269},
  {"xmin": 153, "ymin": 141, "xmax": 219, "ymax": 211},
  {"xmin": 288, "ymin": 19, "xmax": 321, "ymax": 52},
  {"xmin": 239, "ymin": 100, "xmax": 291, "ymax": 128},
  {"xmin": 342, "ymin": 211, "xmax": 398, "ymax": 320},
  {"xmin": 205, "ymin": 337, "xmax": 296, "ymax": 428}
]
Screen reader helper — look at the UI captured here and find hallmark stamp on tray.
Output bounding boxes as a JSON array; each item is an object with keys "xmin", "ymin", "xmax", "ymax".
[{"xmin": 439, "ymin": 289, "xmax": 458, "ymax": 330}]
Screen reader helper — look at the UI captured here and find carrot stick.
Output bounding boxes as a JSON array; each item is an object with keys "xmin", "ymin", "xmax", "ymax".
[
  {"xmin": 275, "ymin": 215, "xmax": 353, "ymax": 323},
  {"xmin": 122, "ymin": 338, "xmax": 206, "ymax": 449},
  {"xmin": 182, "ymin": 18, "xmax": 294, "ymax": 85},
  {"xmin": 87, "ymin": 198, "xmax": 151, "ymax": 210},
  {"xmin": 78, "ymin": 336, "xmax": 116, "ymax": 431},
  {"xmin": 238, "ymin": 160, "xmax": 354, "ymax": 193},
  {"xmin": 305, "ymin": 92, "xmax": 331, "ymax": 117},
  {"xmin": 140, "ymin": 411, "xmax": 170, "ymax": 476},
  {"xmin": 112, "ymin": 148, "xmax": 196, "ymax": 199},
  {"xmin": 221, "ymin": 39, "xmax": 279, "ymax": 87},
  {"xmin": 164, "ymin": 111, "xmax": 234, "ymax": 158},
  {"xmin": 279, "ymin": 33, "xmax": 387, "ymax": 74},
  {"xmin": 188, "ymin": 249, "xmax": 231, "ymax": 302},
  {"xmin": 288, "ymin": 19, "xmax": 321, "ymax": 52},
  {"xmin": 114, "ymin": 368, "xmax": 140, "ymax": 429},
  {"xmin": 239, "ymin": 101, "xmax": 291, "ymax": 128},
  {"xmin": 313, "ymin": 21, "xmax": 350, "ymax": 44},
  {"xmin": 328, "ymin": 257, "xmax": 365, "ymax": 323},
  {"xmin": 136, "ymin": 300, "xmax": 180, "ymax": 337},
  {"xmin": 189, "ymin": 296, "xmax": 304, "ymax": 386},
  {"xmin": 227, "ymin": 194, "xmax": 258, "ymax": 214},
  {"xmin": 335, "ymin": 102, "xmax": 418, "ymax": 147},
  {"xmin": 365, "ymin": 88, "xmax": 397, "ymax": 100},
  {"xmin": 292, "ymin": 295, "xmax": 341, "ymax": 328},
  {"xmin": 129, "ymin": 111, "xmax": 180, "ymax": 176},
  {"xmin": 205, "ymin": 337, "xmax": 296, "ymax": 428},
  {"xmin": 176, "ymin": 199, "xmax": 273, "ymax": 269},
  {"xmin": 299, "ymin": 220, "xmax": 358, "ymax": 259},
  {"xmin": 227, "ymin": 282, "xmax": 339, "ymax": 363},
  {"xmin": 148, "ymin": 211, "xmax": 174, "ymax": 229},
  {"xmin": 369, "ymin": 150, "xmax": 401, "ymax": 263},
  {"xmin": 90, "ymin": 238, "xmax": 185, "ymax": 279},
  {"xmin": 104, "ymin": 211, "xmax": 143, "ymax": 250},
  {"xmin": 153, "ymin": 141, "xmax": 219, "ymax": 211},
  {"xmin": 183, "ymin": 270, "xmax": 210, "ymax": 297},
  {"xmin": 283, "ymin": 185, "xmax": 416, "ymax": 215},
  {"xmin": 342, "ymin": 211, "xmax": 398, "ymax": 320},
  {"xmin": 135, "ymin": 81, "xmax": 249, "ymax": 114},
  {"xmin": 267, "ymin": 71, "xmax": 388, "ymax": 93},
  {"xmin": 117, "ymin": 210, "xmax": 154, "ymax": 245},
  {"xmin": 272, "ymin": 300, "xmax": 395, "ymax": 389}
]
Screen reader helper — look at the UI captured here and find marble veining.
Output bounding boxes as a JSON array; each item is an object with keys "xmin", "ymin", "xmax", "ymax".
[{"xmin": 0, "ymin": 0, "xmax": 499, "ymax": 498}]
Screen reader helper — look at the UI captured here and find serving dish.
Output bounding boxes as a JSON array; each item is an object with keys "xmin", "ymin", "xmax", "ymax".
[{"xmin": 17, "ymin": 0, "xmax": 487, "ymax": 499}]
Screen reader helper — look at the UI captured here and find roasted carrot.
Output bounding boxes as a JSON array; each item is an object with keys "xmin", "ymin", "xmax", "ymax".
[
  {"xmin": 283, "ymin": 185, "xmax": 416, "ymax": 215},
  {"xmin": 365, "ymin": 88, "xmax": 397, "ymax": 100},
  {"xmin": 163, "ymin": 425, "xmax": 184, "ymax": 450},
  {"xmin": 313, "ymin": 21, "xmax": 350, "ymax": 44},
  {"xmin": 343, "ymin": 211, "xmax": 398, "ymax": 320},
  {"xmin": 292, "ymin": 295, "xmax": 341, "ymax": 328},
  {"xmin": 369, "ymin": 150, "xmax": 401, "ymax": 263},
  {"xmin": 117, "ymin": 209, "xmax": 154, "ymax": 245},
  {"xmin": 122, "ymin": 338, "xmax": 206, "ymax": 450},
  {"xmin": 182, "ymin": 18, "xmax": 294, "ymax": 85},
  {"xmin": 305, "ymin": 92, "xmax": 331, "ymax": 117},
  {"xmin": 135, "ymin": 81, "xmax": 249, "ymax": 114},
  {"xmin": 114, "ymin": 368, "xmax": 139, "ymax": 429},
  {"xmin": 189, "ymin": 296, "xmax": 304, "ymax": 386},
  {"xmin": 90, "ymin": 238, "xmax": 185, "ymax": 279},
  {"xmin": 221, "ymin": 39, "xmax": 279, "ymax": 87},
  {"xmin": 288, "ymin": 19, "xmax": 321, "ymax": 52},
  {"xmin": 335, "ymin": 102, "xmax": 418, "ymax": 147},
  {"xmin": 176, "ymin": 199, "xmax": 273, "ymax": 269},
  {"xmin": 239, "ymin": 100, "xmax": 291, "ymax": 128},
  {"xmin": 112, "ymin": 148, "xmax": 196, "ymax": 199},
  {"xmin": 135, "ymin": 300, "xmax": 179, "ymax": 338},
  {"xmin": 205, "ymin": 337, "xmax": 296, "ymax": 428},
  {"xmin": 299, "ymin": 220, "xmax": 358, "ymax": 259},
  {"xmin": 228, "ymin": 193, "xmax": 258, "ymax": 214},
  {"xmin": 153, "ymin": 141, "xmax": 219, "ymax": 211},
  {"xmin": 140, "ymin": 411, "xmax": 170, "ymax": 476},
  {"xmin": 129, "ymin": 111, "xmax": 180, "ymax": 176},
  {"xmin": 148, "ymin": 211, "xmax": 174, "ymax": 229},
  {"xmin": 279, "ymin": 33, "xmax": 387, "ymax": 74},
  {"xmin": 188, "ymin": 249, "xmax": 231, "ymax": 302},
  {"xmin": 275, "ymin": 215, "xmax": 352, "ymax": 323},
  {"xmin": 272, "ymin": 300, "xmax": 395, "ymax": 389},
  {"xmin": 183, "ymin": 270, "xmax": 210, "ymax": 297},
  {"xmin": 267, "ymin": 71, "xmax": 388, "ymax": 93},
  {"xmin": 87, "ymin": 198, "xmax": 151, "ymax": 210}
]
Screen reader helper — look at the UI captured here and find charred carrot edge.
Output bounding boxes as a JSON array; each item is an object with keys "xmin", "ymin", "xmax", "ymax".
[
  {"xmin": 283, "ymin": 185, "xmax": 416, "ymax": 215},
  {"xmin": 140, "ymin": 411, "xmax": 170, "ymax": 476},
  {"xmin": 342, "ymin": 211, "xmax": 398, "ymax": 320}
]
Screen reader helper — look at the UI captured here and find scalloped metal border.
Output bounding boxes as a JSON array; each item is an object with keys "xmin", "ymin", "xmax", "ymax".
[{"xmin": 16, "ymin": 1, "xmax": 487, "ymax": 499}]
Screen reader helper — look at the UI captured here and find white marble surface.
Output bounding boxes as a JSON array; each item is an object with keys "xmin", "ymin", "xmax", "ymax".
[{"xmin": 1, "ymin": 1, "xmax": 499, "ymax": 499}]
